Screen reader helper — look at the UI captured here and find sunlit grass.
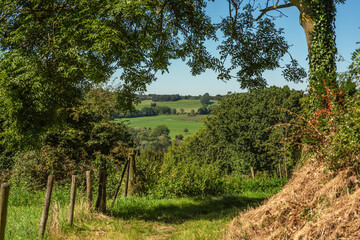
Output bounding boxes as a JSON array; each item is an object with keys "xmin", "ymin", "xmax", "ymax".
[{"xmin": 5, "ymin": 189, "xmax": 271, "ymax": 240}]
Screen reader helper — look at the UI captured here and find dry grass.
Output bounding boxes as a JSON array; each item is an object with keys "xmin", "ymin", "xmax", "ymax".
[{"xmin": 225, "ymin": 158, "xmax": 360, "ymax": 239}]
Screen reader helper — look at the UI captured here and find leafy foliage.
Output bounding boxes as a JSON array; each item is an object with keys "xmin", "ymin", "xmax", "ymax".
[
  {"xmin": 294, "ymin": 87, "xmax": 360, "ymax": 172},
  {"xmin": 10, "ymin": 87, "xmax": 133, "ymax": 192},
  {"xmin": 308, "ymin": 0, "xmax": 338, "ymax": 100},
  {"xmin": 0, "ymin": 0, "xmax": 216, "ymax": 141},
  {"xmin": 200, "ymin": 93, "xmax": 210, "ymax": 106},
  {"xmin": 166, "ymin": 86, "xmax": 303, "ymax": 175},
  {"xmin": 216, "ymin": 4, "xmax": 292, "ymax": 88}
]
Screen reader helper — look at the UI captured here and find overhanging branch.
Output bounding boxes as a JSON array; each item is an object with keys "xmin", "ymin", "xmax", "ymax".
[{"xmin": 256, "ymin": 3, "xmax": 294, "ymax": 21}]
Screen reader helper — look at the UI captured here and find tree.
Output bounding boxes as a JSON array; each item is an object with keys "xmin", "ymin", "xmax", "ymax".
[
  {"xmin": 217, "ymin": 0, "xmax": 345, "ymax": 101},
  {"xmin": 200, "ymin": 93, "xmax": 211, "ymax": 106},
  {"xmin": 167, "ymin": 86, "xmax": 304, "ymax": 175},
  {"xmin": 197, "ymin": 106, "xmax": 210, "ymax": 115},
  {"xmin": 0, "ymin": 0, "xmax": 348, "ymax": 146},
  {"xmin": 0, "ymin": 0, "xmax": 216, "ymax": 143},
  {"xmin": 150, "ymin": 125, "xmax": 170, "ymax": 138}
]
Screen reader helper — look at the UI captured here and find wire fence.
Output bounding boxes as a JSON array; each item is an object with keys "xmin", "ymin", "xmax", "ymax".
[
  {"xmin": 0, "ymin": 172, "xmax": 93, "ymax": 239},
  {"xmin": 0, "ymin": 154, "xmax": 135, "ymax": 239}
]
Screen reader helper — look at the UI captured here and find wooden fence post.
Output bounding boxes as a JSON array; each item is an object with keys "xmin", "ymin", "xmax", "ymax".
[
  {"xmin": 68, "ymin": 175, "xmax": 77, "ymax": 226},
  {"xmin": 0, "ymin": 183, "xmax": 10, "ymax": 240},
  {"xmin": 250, "ymin": 167, "xmax": 255, "ymax": 179},
  {"xmin": 86, "ymin": 171, "xmax": 92, "ymax": 212},
  {"xmin": 128, "ymin": 153, "xmax": 135, "ymax": 196},
  {"xmin": 124, "ymin": 155, "xmax": 131, "ymax": 198},
  {"xmin": 39, "ymin": 175, "xmax": 54, "ymax": 238}
]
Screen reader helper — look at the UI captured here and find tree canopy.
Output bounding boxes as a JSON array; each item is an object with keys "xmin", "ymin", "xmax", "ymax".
[
  {"xmin": 0, "ymin": 0, "xmax": 350, "ymax": 144},
  {"xmin": 0, "ymin": 0, "xmax": 215, "ymax": 141},
  {"xmin": 166, "ymin": 86, "xmax": 304, "ymax": 175}
]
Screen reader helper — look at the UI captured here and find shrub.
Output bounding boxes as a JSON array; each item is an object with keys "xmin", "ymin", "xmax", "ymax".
[
  {"xmin": 152, "ymin": 159, "xmax": 224, "ymax": 198},
  {"xmin": 223, "ymin": 173, "xmax": 287, "ymax": 194},
  {"xmin": 291, "ymin": 85, "xmax": 360, "ymax": 172}
]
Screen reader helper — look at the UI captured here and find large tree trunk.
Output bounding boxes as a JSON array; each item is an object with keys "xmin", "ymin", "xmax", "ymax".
[{"xmin": 292, "ymin": 0, "xmax": 338, "ymax": 100}]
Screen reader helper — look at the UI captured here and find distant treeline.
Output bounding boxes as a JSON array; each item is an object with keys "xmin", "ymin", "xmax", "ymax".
[
  {"xmin": 116, "ymin": 106, "xmax": 176, "ymax": 118},
  {"xmin": 138, "ymin": 94, "xmax": 224, "ymax": 102},
  {"xmin": 151, "ymin": 94, "xmax": 181, "ymax": 102}
]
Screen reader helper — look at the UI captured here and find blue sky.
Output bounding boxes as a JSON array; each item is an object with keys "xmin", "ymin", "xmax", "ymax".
[{"xmin": 130, "ymin": 1, "xmax": 360, "ymax": 96}]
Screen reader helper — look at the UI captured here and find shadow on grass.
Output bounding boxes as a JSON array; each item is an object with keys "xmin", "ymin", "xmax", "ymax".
[{"xmin": 109, "ymin": 195, "xmax": 267, "ymax": 224}]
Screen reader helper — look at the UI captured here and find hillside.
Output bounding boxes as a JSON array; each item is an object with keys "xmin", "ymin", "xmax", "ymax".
[
  {"xmin": 121, "ymin": 114, "xmax": 204, "ymax": 139},
  {"xmin": 225, "ymin": 156, "xmax": 360, "ymax": 239},
  {"xmin": 135, "ymin": 99, "xmax": 217, "ymax": 113}
]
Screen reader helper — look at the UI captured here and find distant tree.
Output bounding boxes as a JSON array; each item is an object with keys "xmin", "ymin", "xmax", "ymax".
[
  {"xmin": 152, "ymin": 94, "xmax": 181, "ymax": 102},
  {"xmin": 151, "ymin": 103, "xmax": 157, "ymax": 108},
  {"xmin": 190, "ymin": 109, "xmax": 196, "ymax": 116},
  {"xmin": 197, "ymin": 106, "xmax": 210, "ymax": 115},
  {"xmin": 172, "ymin": 108, "xmax": 177, "ymax": 115},
  {"xmin": 180, "ymin": 109, "xmax": 185, "ymax": 114},
  {"xmin": 175, "ymin": 134, "xmax": 184, "ymax": 140},
  {"xmin": 184, "ymin": 128, "xmax": 189, "ymax": 133},
  {"xmin": 154, "ymin": 106, "xmax": 171, "ymax": 115},
  {"xmin": 200, "ymin": 93, "xmax": 211, "ymax": 106},
  {"xmin": 150, "ymin": 125, "xmax": 170, "ymax": 138}
]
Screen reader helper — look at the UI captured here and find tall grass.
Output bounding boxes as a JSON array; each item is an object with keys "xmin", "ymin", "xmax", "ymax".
[{"xmin": 5, "ymin": 185, "xmax": 83, "ymax": 239}]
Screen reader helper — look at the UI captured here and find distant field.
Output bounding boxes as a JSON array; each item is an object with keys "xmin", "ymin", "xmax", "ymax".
[
  {"xmin": 135, "ymin": 99, "xmax": 217, "ymax": 113},
  {"xmin": 118, "ymin": 114, "xmax": 206, "ymax": 139}
]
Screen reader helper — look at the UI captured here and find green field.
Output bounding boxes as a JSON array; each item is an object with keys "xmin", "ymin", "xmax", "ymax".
[
  {"xmin": 118, "ymin": 114, "xmax": 206, "ymax": 139},
  {"xmin": 135, "ymin": 99, "xmax": 217, "ymax": 113}
]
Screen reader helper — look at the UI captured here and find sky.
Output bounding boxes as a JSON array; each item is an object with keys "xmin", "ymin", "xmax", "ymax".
[{"xmin": 120, "ymin": 0, "xmax": 360, "ymax": 96}]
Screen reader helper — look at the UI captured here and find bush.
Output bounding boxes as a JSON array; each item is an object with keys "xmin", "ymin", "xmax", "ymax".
[
  {"xmin": 223, "ymin": 173, "xmax": 288, "ymax": 194},
  {"xmin": 175, "ymin": 134, "xmax": 184, "ymax": 140},
  {"xmin": 10, "ymin": 146, "xmax": 75, "ymax": 188},
  {"xmin": 134, "ymin": 150, "xmax": 164, "ymax": 195},
  {"xmin": 294, "ymin": 87, "xmax": 360, "ymax": 172},
  {"xmin": 152, "ymin": 159, "xmax": 224, "ymax": 198}
]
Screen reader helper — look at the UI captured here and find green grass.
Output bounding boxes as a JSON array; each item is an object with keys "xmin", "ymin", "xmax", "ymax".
[
  {"xmin": 135, "ymin": 100, "xmax": 217, "ymax": 113},
  {"xmin": 5, "ymin": 185, "xmax": 74, "ymax": 240},
  {"xmin": 5, "ymin": 186, "xmax": 272, "ymax": 239},
  {"xmin": 55, "ymin": 192, "xmax": 271, "ymax": 240},
  {"xmin": 119, "ymin": 115, "xmax": 206, "ymax": 139}
]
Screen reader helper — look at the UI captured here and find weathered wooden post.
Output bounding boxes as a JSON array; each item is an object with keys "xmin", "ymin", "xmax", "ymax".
[
  {"xmin": 250, "ymin": 167, "xmax": 255, "ymax": 179},
  {"xmin": 39, "ymin": 175, "xmax": 54, "ymax": 238},
  {"xmin": 128, "ymin": 153, "xmax": 136, "ymax": 196},
  {"xmin": 68, "ymin": 175, "xmax": 77, "ymax": 226},
  {"xmin": 124, "ymin": 155, "xmax": 131, "ymax": 198},
  {"xmin": 86, "ymin": 171, "xmax": 92, "ymax": 212},
  {"xmin": 0, "ymin": 183, "xmax": 10, "ymax": 240}
]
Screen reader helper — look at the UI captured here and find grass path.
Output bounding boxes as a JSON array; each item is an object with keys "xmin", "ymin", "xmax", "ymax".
[{"xmin": 56, "ymin": 193, "xmax": 270, "ymax": 240}]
